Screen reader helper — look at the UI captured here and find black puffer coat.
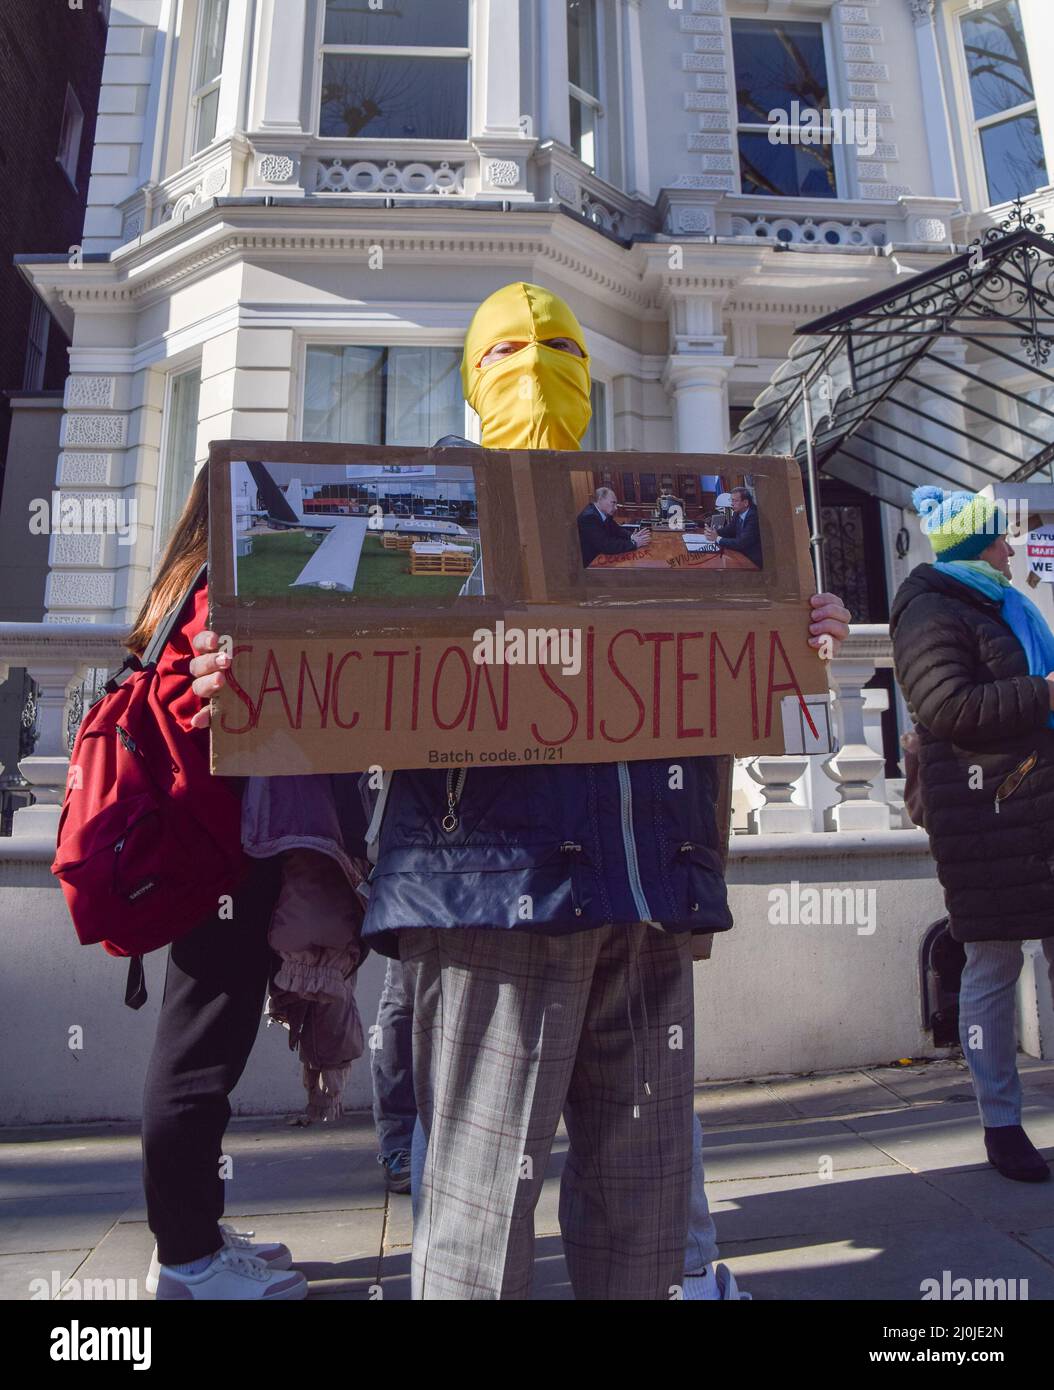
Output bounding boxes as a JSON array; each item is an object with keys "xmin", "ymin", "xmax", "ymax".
[{"xmin": 890, "ymin": 563, "xmax": 1054, "ymax": 942}]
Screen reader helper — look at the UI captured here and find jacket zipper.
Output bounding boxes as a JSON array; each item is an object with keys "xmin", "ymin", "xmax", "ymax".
[
  {"xmin": 994, "ymin": 751, "xmax": 1038, "ymax": 815},
  {"xmin": 617, "ymin": 761, "xmax": 653, "ymax": 921},
  {"xmin": 442, "ymin": 768, "xmax": 467, "ymax": 832},
  {"xmin": 561, "ymin": 841, "xmax": 583, "ymax": 917}
]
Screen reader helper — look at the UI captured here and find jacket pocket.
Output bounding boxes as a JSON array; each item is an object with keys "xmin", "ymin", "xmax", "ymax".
[
  {"xmin": 994, "ymin": 751, "xmax": 1038, "ymax": 815},
  {"xmin": 670, "ymin": 841, "xmax": 730, "ymax": 926}
]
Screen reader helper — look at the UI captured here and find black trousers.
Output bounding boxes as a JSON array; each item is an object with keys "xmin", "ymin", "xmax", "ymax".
[{"xmin": 141, "ymin": 858, "xmax": 280, "ymax": 1266}]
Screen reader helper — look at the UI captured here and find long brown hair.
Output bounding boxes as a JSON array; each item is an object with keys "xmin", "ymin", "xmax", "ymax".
[{"xmin": 127, "ymin": 464, "xmax": 209, "ymax": 655}]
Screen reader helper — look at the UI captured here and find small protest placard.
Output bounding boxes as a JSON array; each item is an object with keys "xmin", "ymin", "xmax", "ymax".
[{"xmin": 207, "ymin": 441, "xmax": 831, "ymax": 775}]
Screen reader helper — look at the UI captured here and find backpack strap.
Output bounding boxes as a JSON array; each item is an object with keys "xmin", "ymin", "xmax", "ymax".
[
  {"xmin": 102, "ymin": 563, "xmax": 207, "ymax": 695},
  {"xmin": 141, "ymin": 562, "xmax": 208, "ymax": 669}
]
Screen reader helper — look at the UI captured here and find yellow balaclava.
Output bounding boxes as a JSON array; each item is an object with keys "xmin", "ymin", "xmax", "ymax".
[{"xmin": 461, "ymin": 282, "xmax": 592, "ymax": 450}]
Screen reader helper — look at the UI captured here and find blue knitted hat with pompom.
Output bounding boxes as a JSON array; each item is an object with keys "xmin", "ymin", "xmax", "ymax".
[{"xmin": 911, "ymin": 485, "xmax": 1006, "ymax": 562}]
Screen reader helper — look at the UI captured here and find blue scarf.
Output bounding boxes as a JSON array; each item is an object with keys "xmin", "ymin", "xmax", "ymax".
[{"xmin": 939, "ymin": 559, "xmax": 1054, "ymax": 728}]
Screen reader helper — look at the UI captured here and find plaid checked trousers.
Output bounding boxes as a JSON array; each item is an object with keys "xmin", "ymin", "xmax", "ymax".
[{"xmin": 399, "ymin": 923, "xmax": 695, "ymax": 1300}]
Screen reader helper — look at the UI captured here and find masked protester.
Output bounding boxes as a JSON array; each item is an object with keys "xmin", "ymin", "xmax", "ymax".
[
  {"xmin": 892, "ymin": 486, "xmax": 1054, "ymax": 1184},
  {"xmin": 192, "ymin": 282, "xmax": 849, "ymax": 1300}
]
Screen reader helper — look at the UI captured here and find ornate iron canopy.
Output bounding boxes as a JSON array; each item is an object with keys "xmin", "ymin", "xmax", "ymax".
[{"xmin": 730, "ymin": 201, "xmax": 1054, "ymax": 510}]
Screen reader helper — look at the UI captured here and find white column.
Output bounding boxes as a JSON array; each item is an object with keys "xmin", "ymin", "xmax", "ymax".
[
  {"xmin": 476, "ymin": 0, "xmax": 522, "ymax": 136},
  {"xmin": 662, "ymin": 358, "xmax": 736, "ymax": 452},
  {"xmin": 250, "ymin": 0, "xmax": 309, "ymax": 133},
  {"xmin": 620, "ymin": 0, "xmax": 650, "ymax": 200},
  {"xmin": 538, "ymin": 0, "xmax": 571, "ymax": 148},
  {"xmin": 245, "ymin": 0, "xmax": 310, "ymax": 195},
  {"xmin": 907, "ymin": 0, "xmax": 959, "ymax": 201}
]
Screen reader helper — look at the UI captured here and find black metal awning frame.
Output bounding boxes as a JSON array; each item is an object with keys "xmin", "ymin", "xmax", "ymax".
[{"xmin": 730, "ymin": 202, "xmax": 1054, "ymax": 541}]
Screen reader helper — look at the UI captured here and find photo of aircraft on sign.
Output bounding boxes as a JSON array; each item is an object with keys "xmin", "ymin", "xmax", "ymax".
[{"xmin": 229, "ymin": 460, "xmax": 484, "ymax": 600}]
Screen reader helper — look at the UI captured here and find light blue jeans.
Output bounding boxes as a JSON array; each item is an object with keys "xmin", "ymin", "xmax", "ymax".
[
  {"xmin": 411, "ymin": 1108, "xmax": 719, "ymax": 1274},
  {"xmin": 958, "ymin": 938, "xmax": 1054, "ymax": 1127}
]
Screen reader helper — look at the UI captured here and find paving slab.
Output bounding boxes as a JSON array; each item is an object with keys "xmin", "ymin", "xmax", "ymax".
[
  {"xmin": 861, "ymin": 1061, "xmax": 975, "ymax": 1108},
  {"xmin": 720, "ymin": 1223, "xmax": 1054, "ymax": 1301},
  {"xmin": 0, "ymin": 1191, "xmax": 133, "ymax": 1257},
  {"xmin": 1015, "ymin": 1224, "xmax": 1054, "ymax": 1263},
  {"xmin": 920, "ymin": 1164, "xmax": 1054, "ymax": 1231},
  {"xmin": 378, "ymin": 1249, "xmax": 411, "ymax": 1300},
  {"xmin": 707, "ymin": 1165, "xmax": 976, "ymax": 1246},
  {"xmin": 846, "ymin": 1101, "xmax": 1054, "ymax": 1175},
  {"xmin": 764, "ymin": 1071, "xmax": 908, "ymax": 1119},
  {"xmin": 0, "ymin": 1126, "xmax": 142, "ymax": 1200},
  {"xmin": 0, "ymin": 1250, "xmax": 91, "ymax": 1302},
  {"xmin": 701, "ymin": 1119, "xmax": 896, "ymax": 1182},
  {"xmin": 693, "ymin": 1081, "xmax": 798, "ymax": 1129}
]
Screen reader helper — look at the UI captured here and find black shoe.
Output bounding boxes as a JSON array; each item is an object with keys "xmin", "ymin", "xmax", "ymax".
[
  {"xmin": 379, "ymin": 1149, "xmax": 412, "ymax": 1194},
  {"xmin": 984, "ymin": 1125, "xmax": 1051, "ymax": 1183}
]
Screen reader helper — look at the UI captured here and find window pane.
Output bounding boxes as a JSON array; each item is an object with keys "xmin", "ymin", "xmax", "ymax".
[
  {"xmin": 159, "ymin": 369, "xmax": 201, "ymax": 546},
  {"xmin": 324, "ymin": 0, "xmax": 468, "ymax": 48},
  {"xmin": 962, "ymin": 0, "xmax": 1035, "ymax": 121},
  {"xmin": 196, "ymin": 0, "xmax": 229, "ymax": 87},
  {"xmin": 385, "ymin": 348, "xmax": 463, "ymax": 445},
  {"xmin": 320, "ymin": 55, "xmax": 468, "ymax": 138},
  {"xmin": 581, "ymin": 381, "xmax": 606, "ymax": 451},
  {"xmin": 979, "ymin": 110, "xmax": 1047, "ymax": 205},
  {"xmin": 195, "ymin": 87, "xmax": 220, "ymax": 150},
  {"xmin": 304, "ymin": 346, "xmax": 385, "ymax": 444},
  {"xmin": 567, "ymin": 0, "xmax": 599, "ymax": 98},
  {"xmin": 738, "ymin": 131, "xmax": 836, "ymax": 198},
  {"xmin": 731, "ymin": 19, "xmax": 830, "ymax": 127},
  {"xmin": 570, "ymin": 95, "xmax": 597, "ymax": 169}
]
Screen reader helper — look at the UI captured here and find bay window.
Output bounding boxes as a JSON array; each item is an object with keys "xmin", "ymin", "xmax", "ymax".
[
  {"xmin": 319, "ymin": 0, "xmax": 471, "ymax": 140},
  {"xmin": 730, "ymin": 17, "xmax": 837, "ymax": 198},
  {"xmin": 304, "ymin": 346, "xmax": 465, "ymax": 446},
  {"xmin": 959, "ymin": 0, "xmax": 1047, "ymax": 208},
  {"xmin": 568, "ymin": 0, "xmax": 602, "ymax": 170},
  {"xmin": 190, "ymin": 0, "xmax": 229, "ymax": 153}
]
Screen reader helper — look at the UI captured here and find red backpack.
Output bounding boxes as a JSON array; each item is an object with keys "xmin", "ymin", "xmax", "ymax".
[{"xmin": 52, "ymin": 566, "xmax": 247, "ymax": 996}]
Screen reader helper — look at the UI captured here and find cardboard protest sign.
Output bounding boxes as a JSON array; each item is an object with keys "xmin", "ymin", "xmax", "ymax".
[
  {"xmin": 208, "ymin": 441, "xmax": 832, "ymax": 776},
  {"xmin": 1026, "ymin": 525, "xmax": 1054, "ymax": 582}
]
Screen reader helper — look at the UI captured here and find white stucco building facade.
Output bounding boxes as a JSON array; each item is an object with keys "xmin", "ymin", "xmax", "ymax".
[{"xmin": 18, "ymin": 0, "xmax": 1054, "ymax": 632}]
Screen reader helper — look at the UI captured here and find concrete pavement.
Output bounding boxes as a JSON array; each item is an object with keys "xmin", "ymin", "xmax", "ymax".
[{"xmin": 4, "ymin": 1058, "xmax": 1054, "ymax": 1301}]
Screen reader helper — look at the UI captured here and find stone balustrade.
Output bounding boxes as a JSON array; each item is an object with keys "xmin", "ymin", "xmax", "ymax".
[{"xmin": 0, "ymin": 622, "xmax": 906, "ymax": 845}]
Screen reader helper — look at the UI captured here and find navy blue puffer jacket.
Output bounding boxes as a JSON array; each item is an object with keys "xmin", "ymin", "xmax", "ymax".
[{"xmin": 360, "ymin": 753, "xmax": 735, "ymax": 957}]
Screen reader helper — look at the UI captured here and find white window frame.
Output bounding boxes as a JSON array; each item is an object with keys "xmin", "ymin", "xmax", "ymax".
[
  {"xmin": 154, "ymin": 365, "xmax": 203, "ymax": 567},
  {"xmin": 315, "ymin": 0, "xmax": 473, "ymax": 144},
  {"xmin": 947, "ymin": 0, "xmax": 1046, "ymax": 213},
  {"xmin": 188, "ymin": 0, "xmax": 230, "ymax": 158},
  {"xmin": 56, "ymin": 83, "xmax": 85, "ymax": 190},
  {"xmin": 23, "ymin": 298, "xmax": 51, "ymax": 392},
  {"xmin": 726, "ymin": 10, "xmax": 847, "ymax": 200},
  {"xmin": 567, "ymin": 0, "xmax": 606, "ymax": 176},
  {"xmin": 296, "ymin": 338, "xmax": 474, "ymax": 445}
]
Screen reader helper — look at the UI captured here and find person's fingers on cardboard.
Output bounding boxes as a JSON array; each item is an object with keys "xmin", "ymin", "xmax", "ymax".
[
  {"xmin": 191, "ymin": 670, "xmax": 226, "ymax": 700},
  {"xmin": 188, "ymin": 650, "xmax": 231, "ymax": 680},
  {"xmin": 189, "ymin": 705, "xmax": 213, "ymax": 730},
  {"xmin": 192, "ymin": 629, "xmax": 220, "ymax": 655}
]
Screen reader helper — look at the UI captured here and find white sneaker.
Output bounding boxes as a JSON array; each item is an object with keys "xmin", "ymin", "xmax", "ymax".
[
  {"xmin": 153, "ymin": 1247, "xmax": 306, "ymax": 1301},
  {"xmin": 682, "ymin": 1262, "xmax": 752, "ymax": 1301},
  {"xmin": 146, "ymin": 1224, "xmax": 292, "ymax": 1295}
]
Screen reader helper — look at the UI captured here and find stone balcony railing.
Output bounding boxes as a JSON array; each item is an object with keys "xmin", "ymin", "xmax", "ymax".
[{"xmin": 0, "ymin": 622, "xmax": 906, "ymax": 843}]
